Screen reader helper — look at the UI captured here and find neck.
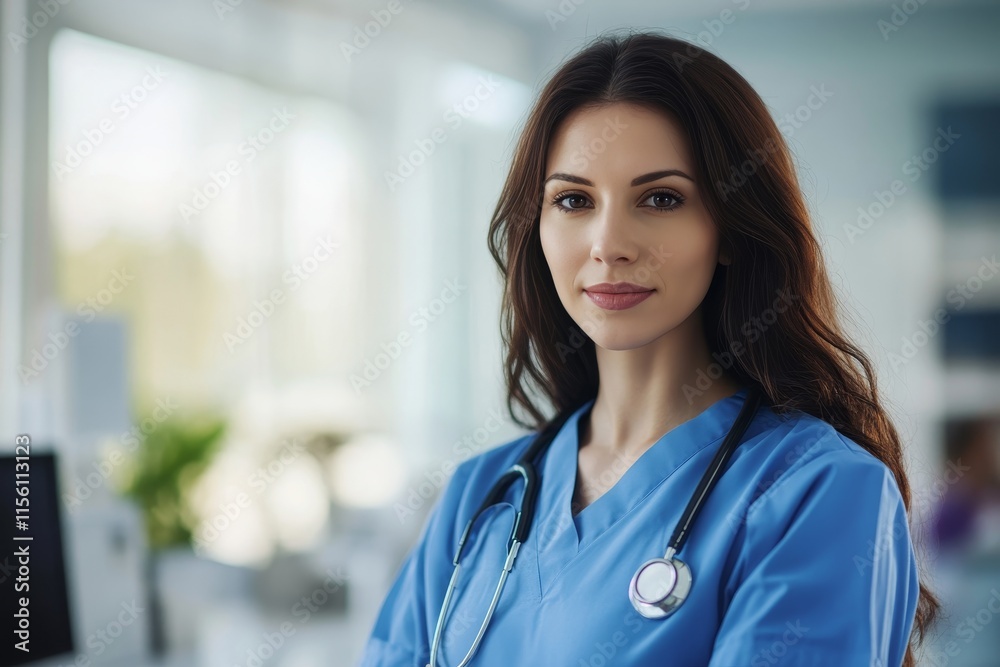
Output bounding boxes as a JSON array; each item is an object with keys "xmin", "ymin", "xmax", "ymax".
[{"xmin": 580, "ymin": 314, "xmax": 742, "ymax": 460}]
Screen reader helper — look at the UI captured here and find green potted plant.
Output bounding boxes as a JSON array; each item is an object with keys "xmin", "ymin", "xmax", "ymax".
[{"xmin": 116, "ymin": 411, "xmax": 227, "ymax": 654}]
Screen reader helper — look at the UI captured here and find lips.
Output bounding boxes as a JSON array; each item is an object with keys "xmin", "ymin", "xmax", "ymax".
[
  {"xmin": 583, "ymin": 284, "xmax": 654, "ymax": 311},
  {"xmin": 584, "ymin": 282, "xmax": 652, "ymax": 294}
]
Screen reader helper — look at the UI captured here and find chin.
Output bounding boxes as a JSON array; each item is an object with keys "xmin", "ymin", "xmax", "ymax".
[{"xmin": 583, "ymin": 327, "xmax": 662, "ymax": 352}]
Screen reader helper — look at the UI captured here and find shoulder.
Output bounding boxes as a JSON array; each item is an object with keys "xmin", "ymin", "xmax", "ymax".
[
  {"xmin": 404, "ymin": 430, "xmax": 538, "ymax": 536},
  {"xmin": 733, "ymin": 405, "xmax": 906, "ymax": 516},
  {"xmin": 723, "ymin": 406, "xmax": 918, "ymax": 585},
  {"xmin": 713, "ymin": 408, "xmax": 920, "ymax": 666},
  {"xmin": 448, "ymin": 430, "xmax": 538, "ymax": 496}
]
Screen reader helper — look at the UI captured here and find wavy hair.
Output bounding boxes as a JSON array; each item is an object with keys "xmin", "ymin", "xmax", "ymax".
[{"xmin": 486, "ymin": 29, "xmax": 937, "ymax": 665}]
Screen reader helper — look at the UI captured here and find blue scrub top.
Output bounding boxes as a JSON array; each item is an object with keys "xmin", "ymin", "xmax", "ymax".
[{"xmin": 358, "ymin": 388, "xmax": 920, "ymax": 666}]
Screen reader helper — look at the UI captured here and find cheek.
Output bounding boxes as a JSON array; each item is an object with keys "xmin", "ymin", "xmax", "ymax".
[
  {"xmin": 672, "ymin": 240, "xmax": 718, "ymax": 274},
  {"xmin": 540, "ymin": 218, "xmax": 576, "ymax": 280},
  {"xmin": 647, "ymin": 226, "xmax": 720, "ymax": 301},
  {"xmin": 539, "ymin": 217, "xmax": 555, "ymax": 260},
  {"xmin": 659, "ymin": 222, "xmax": 719, "ymax": 272}
]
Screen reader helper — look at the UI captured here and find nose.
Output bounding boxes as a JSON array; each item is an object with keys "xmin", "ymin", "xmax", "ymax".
[{"xmin": 589, "ymin": 207, "xmax": 639, "ymax": 265}]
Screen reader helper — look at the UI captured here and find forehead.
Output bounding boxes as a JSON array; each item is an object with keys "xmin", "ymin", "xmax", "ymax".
[{"xmin": 544, "ymin": 102, "xmax": 694, "ymax": 180}]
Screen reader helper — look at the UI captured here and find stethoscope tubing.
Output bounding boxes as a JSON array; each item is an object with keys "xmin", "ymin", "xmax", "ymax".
[{"xmin": 428, "ymin": 387, "xmax": 762, "ymax": 667}]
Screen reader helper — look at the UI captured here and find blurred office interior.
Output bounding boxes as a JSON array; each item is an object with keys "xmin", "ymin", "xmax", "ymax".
[{"xmin": 1, "ymin": 0, "xmax": 999, "ymax": 665}]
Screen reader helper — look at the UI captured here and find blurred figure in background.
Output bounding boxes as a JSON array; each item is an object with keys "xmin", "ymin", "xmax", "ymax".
[
  {"xmin": 931, "ymin": 418, "xmax": 1000, "ymax": 556},
  {"xmin": 923, "ymin": 417, "xmax": 1000, "ymax": 667}
]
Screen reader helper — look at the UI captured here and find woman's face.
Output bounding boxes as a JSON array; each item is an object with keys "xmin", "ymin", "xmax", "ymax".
[{"xmin": 539, "ymin": 102, "xmax": 727, "ymax": 350}]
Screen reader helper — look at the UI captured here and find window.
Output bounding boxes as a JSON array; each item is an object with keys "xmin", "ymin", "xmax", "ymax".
[{"xmin": 49, "ymin": 29, "xmax": 367, "ymax": 414}]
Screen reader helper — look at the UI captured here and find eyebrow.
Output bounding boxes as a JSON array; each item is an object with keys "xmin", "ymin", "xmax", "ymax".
[{"xmin": 542, "ymin": 169, "xmax": 695, "ymax": 187}]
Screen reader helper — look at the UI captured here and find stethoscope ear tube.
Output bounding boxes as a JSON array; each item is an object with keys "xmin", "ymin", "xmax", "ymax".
[
  {"xmin": 510, "ymin": 464, "xmax": 537, "ymax": 543},
  {"xmin": 430, "ymin": 388, "xmax": 764, "ymax": 666},
  {"xmin": 506, "ymin": 406, "xmax": 575, "ymax": 543},
  {"xmin": 431, "ymin": 405, "xmax": 576, "ymax": 664},
  {"xmin": 627, "ymin": 386, "xmax": 762, "ymax": 620},
  {"xmin": 665, "ymin": 386, "xmax": 762, "ymax": 554}
]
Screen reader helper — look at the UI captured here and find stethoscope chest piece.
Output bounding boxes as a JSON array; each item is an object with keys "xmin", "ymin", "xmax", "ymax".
[
  {"xmin": 628, "ymin": 552, "xmax": 692, "ymax": 619},
  {"xmin": 426, "ymin": 388, "xmax": 762, "ymax": 665}
]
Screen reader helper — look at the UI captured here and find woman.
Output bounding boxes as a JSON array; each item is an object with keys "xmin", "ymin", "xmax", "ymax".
[{"xmin": 358, "ymin": 30, "xmax": 937, "ymax": 666}]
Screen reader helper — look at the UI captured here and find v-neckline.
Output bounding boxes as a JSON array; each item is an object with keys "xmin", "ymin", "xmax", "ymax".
[{"xmin": 531, "ymin": 387, "xmax": 750, "ymax": 596}]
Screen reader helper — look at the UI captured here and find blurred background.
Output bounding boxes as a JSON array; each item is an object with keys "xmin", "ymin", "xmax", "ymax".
[{"xmin": 0, "ymin": 0, "xmax": 999, "ymax": 665}]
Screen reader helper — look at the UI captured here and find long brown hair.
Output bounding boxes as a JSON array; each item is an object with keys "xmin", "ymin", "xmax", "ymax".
[{"xmin": 486, "ymin": 29, "xmax": 938, "ymax": 665}]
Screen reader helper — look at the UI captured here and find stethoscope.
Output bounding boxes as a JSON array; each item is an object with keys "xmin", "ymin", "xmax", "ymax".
[{"xmin": 426, "ymin": 386, "xmax": 763, "ymax": 667}]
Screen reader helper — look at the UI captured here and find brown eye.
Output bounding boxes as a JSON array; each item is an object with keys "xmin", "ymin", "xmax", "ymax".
[
  {"xmin": 640, "ymin": 189, "xmax": 685, "ymax": 211},
  {"xmin": 551, "ymin": 192, "xmax": 591, "ymax": 212}
]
